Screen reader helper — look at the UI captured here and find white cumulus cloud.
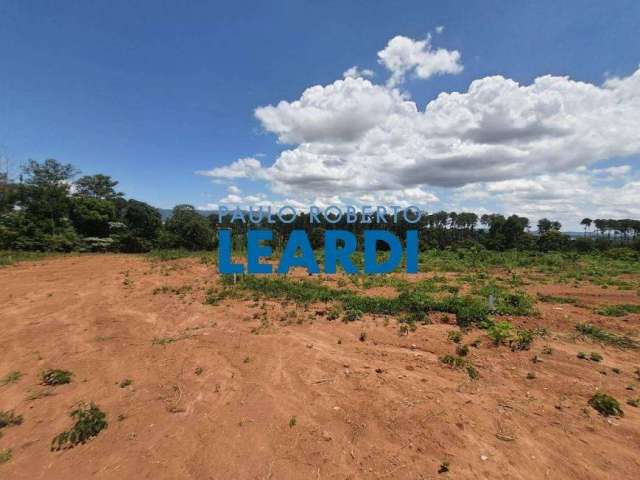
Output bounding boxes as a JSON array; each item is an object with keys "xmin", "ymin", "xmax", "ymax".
[{"xmin": 377, "ymin": 35, "xmax": 463, "ymax": 87}]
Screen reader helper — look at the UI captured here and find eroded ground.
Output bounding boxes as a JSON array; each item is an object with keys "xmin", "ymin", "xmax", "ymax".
[{"xmin": 1, "ymin": 254, "xmax": 639, "ymax": 479}]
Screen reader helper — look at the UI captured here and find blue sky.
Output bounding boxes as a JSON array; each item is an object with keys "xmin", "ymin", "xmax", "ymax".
[{"xmin": 1, "ymin": 1, "xmax": 639, "ymax": 228}]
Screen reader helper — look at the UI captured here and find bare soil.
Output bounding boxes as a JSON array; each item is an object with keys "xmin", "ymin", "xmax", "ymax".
[{"xmin": 1, "ymin": 255, "xmax": 639, "ymax": 479}]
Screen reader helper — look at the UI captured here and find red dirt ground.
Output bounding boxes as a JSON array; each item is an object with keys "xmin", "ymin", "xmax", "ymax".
[{"xmin": 1, "ymin": 255, "xmax": 639, "ymax": 479}]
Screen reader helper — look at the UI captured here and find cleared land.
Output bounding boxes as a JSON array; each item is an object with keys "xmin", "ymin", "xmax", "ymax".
[{"xmin": 1, "ymin": 253, "xmax": 640, "ymax": 479}]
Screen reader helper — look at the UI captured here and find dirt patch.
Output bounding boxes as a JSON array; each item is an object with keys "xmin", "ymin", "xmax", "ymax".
[{"xmin": 0, "ymin": 255, "xmax": 639, "ymax": 479}]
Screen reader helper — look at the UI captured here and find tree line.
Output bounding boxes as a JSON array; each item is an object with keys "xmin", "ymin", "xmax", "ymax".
[{"xmin": 1, "ymin": 159, "xmax": 638, "ymax": 254}]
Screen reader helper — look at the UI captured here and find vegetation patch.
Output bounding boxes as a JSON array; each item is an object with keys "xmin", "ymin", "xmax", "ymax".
[
  {"xmin": 588, "ymin": 393, "xmax": 623, "ymax": 417},
  {"xmin": 536, "ymin": 293, "xmax": 579, "ymax": 304},
  {"xmin": 51, "ymin": 403, "xmax": 108, "ymax": 450},
  {"xmin": 41, "ymin": 369, "xmax": 73, "ymax": 386},
  {"xmin": 596, "ymin": 304, "xmax": 640, "ymax": 317},
  {"xmin": 575, "ymin": 323, "xmax": 639, "ymax": 349}
]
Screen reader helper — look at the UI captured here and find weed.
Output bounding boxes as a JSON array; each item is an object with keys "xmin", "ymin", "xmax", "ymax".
[
  {"xmin": 542, "ymin": 346, "xmax": 553, "ymax": 355},
  {"xmin": 487, "ymin": 321, "xmax": 513, "ymax": 346},
  {"xmin": 526, "ymin": 372, "xmax": 536, "ymax": 380},
  {"xmin": 0, "ymin": 410, "xmax": 23, "ymax": 429},
  {"xmin": 343, "ymin": 308, "xmax": 363, "ymax": 322},
  {"xmin": 359, "ymin": 331, "xmax": 368, "ymax": 342},
  {"xmin": 288, "ymin": 416, "xmax": 297, "ymax": 428},
  {"xmin": 153, "ymin": 284, "xmax": 192, "ymax": 296},
  {"xmin": 0, "ymin": 371, "xmax": 22, "ymax": 386},
  {"xmin": 447, "ymin": 330, "xmax": 463, "ymax": 344},
  {"xmin": 627, "ymin": 398, "xmax": 639, "ymax": 407},
  {"xmin": 327, "ymin": 307, "xmax": 341, "ymax": 321},
  {"xmin": 456, "ymin": 344, "xmax": 469, "ymax": 357},
  {"xmin": 588, "ymin": 393, "xmax": 623, "ymax": 417},
  {"xmin": 243, "ymin": 356, "xmax": 251, "ymax": 363},
  {"xmin": 119, "ymin": 379, "xmax": 132, "ymax": 388},
  {"xmin": 440, "ymin": 355, "xmax": 466, "ymax": 368},
  {"xmin": 577, "ymin": 352, "xmax": 588, "ymax": 359},
  {"xmin": 466, "ymin": 365, "xmax": 480, "ymax": 380},
  {"xmin": 612, "ymin": 367, "xmax": 621, "ymax": 374},
  {"xmin": 470, "ymin": 338, "xmax": 481, "ymax": 348},
  {"xmin": 510, "ymin": 329, "xmax": 535, "ymax": 351},
  {"xmin": 0, "ymin": 449, "xmax": 11, "ymax": 464},
  {"xmin": 41, "ymin": 369, "xmax": 72, "ymax": 386},
  {"xmin": 596, "ymin": 304, "xmax": 640, "ymax": 317},
  {"xmin": 536, "ymin": 293, "xmax": 579, "ymax": 304},
  {"xmin": 195, "ymin": 367, "xmax": 203, "ymax": 375},
  {"xmin": 590, "ymin": 352, "xmax": 603, "ymax": 362},
  {"xmin": 51, "ymin": 403, "xmax": 108, "ymax": 450},
  {"xmin": 575, "ymin": 323, "xmax": 638, "ymax": 349}
]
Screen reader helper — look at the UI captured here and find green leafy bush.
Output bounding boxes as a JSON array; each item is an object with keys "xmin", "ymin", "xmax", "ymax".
[
  {"xmin": 588, "ymin": 393, "xmax": 623, "ymax": 417},
  {"xmin": 51, "ymin": 403, "xmax": 108, "ymax": 450},
  {"xmin": 41, "ymin": 369, "xmax": 73, "ymax": 386}
]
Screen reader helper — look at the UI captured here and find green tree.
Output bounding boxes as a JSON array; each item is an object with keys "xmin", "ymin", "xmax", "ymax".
[
  {"xmin": 74, "ymin": 174, "xmax": 122, "ymax": 200},
  {"xmin": 162, "ymin": 204, "xmax": 213, "ymax": 250},
  {"xmin": 70, "ymin": 197, "xmax": 116, "ymax": 237}
]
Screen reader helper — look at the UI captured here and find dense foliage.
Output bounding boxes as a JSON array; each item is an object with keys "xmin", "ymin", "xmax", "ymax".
[{"xmin": 1, "ymin": 158, "xmax": 639, "ymax": 254}]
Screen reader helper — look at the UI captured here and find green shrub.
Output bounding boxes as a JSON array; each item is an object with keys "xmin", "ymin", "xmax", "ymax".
[
  {"xmin": 487, "ymin": 321, "xmax": 513, "ymax": 345},
  {"xmin": 588, "ymin": 393, "xmax": 623, "ymax": 417},
  {"xmin": 41, "ymin": 369, "xmax": 73, "ymax": 385},
  {"xmin": 51, "ymin": 403, "xmax": 107, "ymax": 450},
  {"xmin": 456, "ymin": 344, "xmax": 469, "ymax": 357},
  {"xmin": 510, "ymin": 329, "xmax": 535, "ymax": 351},
  {"xmin": 343, "ymin": 308, "xmax": 363, "ymax": 322},
  {"xmin": 590, "ymin": 352, "xmax": 603, "ymax": 362},
  {"xmin": 447, "ymin": 330, "xmax": 463, "ymax": 344}
]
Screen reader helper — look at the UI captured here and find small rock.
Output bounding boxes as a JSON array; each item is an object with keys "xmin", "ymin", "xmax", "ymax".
[
  {"xmin": 480, "ymin": 454, "xmax": 489, "ymax": 461},
  {"xmin": 321, "ymin": 431, "xmax": 332, "ymax": 441}
]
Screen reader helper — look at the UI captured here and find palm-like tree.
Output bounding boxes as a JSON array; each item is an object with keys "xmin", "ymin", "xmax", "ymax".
[{"xmin": 580, "ymin": 218, "xmax": 592, "ymax": 237}]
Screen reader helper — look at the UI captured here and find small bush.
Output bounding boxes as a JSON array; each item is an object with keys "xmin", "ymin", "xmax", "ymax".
[
  {"xmin": 577, "ymin": 351, "xmax": 587, "ymax": 359},
  {"xmin": 588, "ymin": 393, "xmax": 623, "ymax": 417},
  {"xmin": 51, "ymin": 403, "xmax": 107, "ymax": 450},
  {"xmin": 487, "ymin": 321, "xmax": 513, "ymax": 345},
  {"xmin": 466, "ymin": 365, "xmax": 480, "ymax": 380},
  {"xmin": 343, "ymin": 308, "xmax": 363, "ymax": 322},
  {"xmin": 41, "ymin": 369, "xmax": 72, "ymax": 386},
  {"xmin": 510, "ymin": 329, "xmax": 535, "ymax": 351},
  {"xmin": 590, "ymin": 352, "xmax": 603, "ymax": 362},
  {"xmin": 440, "ymin": 355, "xmax": 466, "ymax": 368},
  {"xmin": 447, "ymin": 330, "xmax": 463, "ymax": 344},
  {"xmin": 456, "ymin": 344, "xmax": 469, "ymax": 357}
]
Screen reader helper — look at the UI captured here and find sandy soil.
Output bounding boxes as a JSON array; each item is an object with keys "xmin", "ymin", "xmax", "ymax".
[{"xmin": 1, "ymin": 254, "xmax": 639, "ymax": 479}]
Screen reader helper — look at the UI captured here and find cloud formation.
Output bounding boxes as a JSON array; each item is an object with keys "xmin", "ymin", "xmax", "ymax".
[
  {"xmin": 378, "ymin": 35, "xmax": 463, "ymax": 86},
  {"xmin": 198, "ymin": 34, "xmax": 640, "ymax": 227}
]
